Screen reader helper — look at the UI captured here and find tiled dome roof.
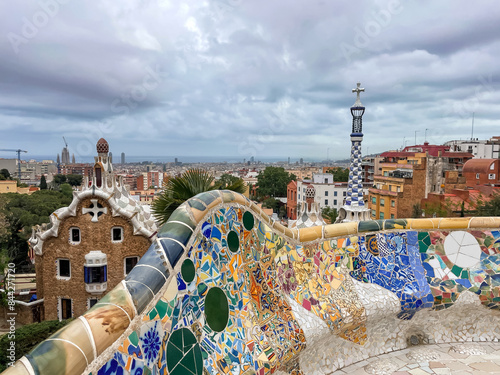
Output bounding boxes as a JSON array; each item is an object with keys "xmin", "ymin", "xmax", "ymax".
[{"xmin": 96, "ymin": 138, "xmax": 109, "ymax": 154}]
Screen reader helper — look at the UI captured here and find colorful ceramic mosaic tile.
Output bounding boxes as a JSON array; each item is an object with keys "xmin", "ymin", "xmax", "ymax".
[{"xmin": 4, "ymin": 192, "xmax": 500, "ymax": 375}]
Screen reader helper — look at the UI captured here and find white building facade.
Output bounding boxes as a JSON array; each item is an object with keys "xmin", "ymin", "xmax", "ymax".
[
  {"xmin": 296, "ymin": 174, "xmax": 369, "ymax": 212},
  {"xmin": 445, "ymin": 137, "xmax": 500, "ymax": 159}
]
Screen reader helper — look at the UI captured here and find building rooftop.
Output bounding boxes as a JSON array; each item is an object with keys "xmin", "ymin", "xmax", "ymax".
[
  {"xmin": 381, "ymin": 143, "xmax": 473, "ymax": 159},
  {"xmin": 463, "ymin": 158, "xmax": 497, "ymax": 174}
]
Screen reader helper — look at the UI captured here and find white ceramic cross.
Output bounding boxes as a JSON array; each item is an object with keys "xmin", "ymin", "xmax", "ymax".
[
  {"xmin": 352, "ymin": 82, "xmax": 365, "ymax": 105},
  {"xmin": 82, "ymin": 199, "xmax": 108, "ymax": 222}
]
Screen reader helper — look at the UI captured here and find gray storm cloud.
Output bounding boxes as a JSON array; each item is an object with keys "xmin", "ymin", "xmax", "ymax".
[{"xmin": 0, "ymin": 0, "xmax": 499, "ymax": 160}]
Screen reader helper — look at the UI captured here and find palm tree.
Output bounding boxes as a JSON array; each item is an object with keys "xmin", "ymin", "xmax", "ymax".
[
  {"xmin": 152, "ymin": 169, "xmax": 247, "ymax": 225},
  {"xmin": 321, "ymin": 206, "xmax": 338, "ymax": 224}
]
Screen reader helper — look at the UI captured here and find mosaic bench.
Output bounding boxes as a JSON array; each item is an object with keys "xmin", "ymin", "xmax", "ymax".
[{"xmin": 3, "ymin": 191, "xmax": 500, "ymax": 375}]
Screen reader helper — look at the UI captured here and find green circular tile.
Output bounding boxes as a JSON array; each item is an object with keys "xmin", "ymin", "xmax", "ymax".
[
  {"xmin": 181, "ymin": 258, "xmax": 195, "ymax": 283},
  {"xmin": 205, "ymin": 287, "xmax": 229, "ymax": 332},
  {"xmin": 227, "ymin": 230, "xmax": 240, "ymax": 253},
  {"xmin": 166, "ymin": 328, "xmax": 203, "ymax": 375},
  {"xmin": 243, "ymin": 211, "xmax": 254, "ymax": 230}
]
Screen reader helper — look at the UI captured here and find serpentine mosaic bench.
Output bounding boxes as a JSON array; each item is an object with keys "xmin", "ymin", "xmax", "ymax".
[{"xmin": 3, "ymin": 191, "xmax": 500, "ymax": 375}]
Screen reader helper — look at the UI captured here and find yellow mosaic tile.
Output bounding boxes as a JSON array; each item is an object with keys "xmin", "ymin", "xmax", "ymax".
[
  {"xmin": 324, "ymin": 222, "xmax": 358, "ymax": 239},
  {"xmin": 298, "ymin": 225, "xmax": 323, "ymax": 242},
  {"xmin": 409, "ymin": 218, "xmax": 438, "ymax": 230},
  {"xmin": 469, "ymin": 216, "xmax": 500, "ymax": 228},
  {"xmin": 437, "ymin": 217, "xmax": 471, "ymax": 229}
]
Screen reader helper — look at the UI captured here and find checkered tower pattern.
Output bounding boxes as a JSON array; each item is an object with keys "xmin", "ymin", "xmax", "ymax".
[{"xmin": 346, "ymin": 138, "xmax": 364, "ymax": 206}]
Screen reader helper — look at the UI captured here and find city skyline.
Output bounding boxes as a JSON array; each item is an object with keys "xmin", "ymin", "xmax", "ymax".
[{"xmin": 1, "ymin": 1, "xmax": 499, "ymax": 161}]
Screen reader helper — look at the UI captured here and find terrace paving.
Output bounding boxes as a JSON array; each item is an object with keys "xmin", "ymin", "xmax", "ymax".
[{"xmin": 331, "ymin": 342, "xmax": 500, "ymax": 375}]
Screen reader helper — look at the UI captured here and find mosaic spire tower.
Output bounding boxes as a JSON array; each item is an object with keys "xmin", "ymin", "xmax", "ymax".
[{"xmin": 336, "ymin": 82, "xmax": 371, "ymax": 223}]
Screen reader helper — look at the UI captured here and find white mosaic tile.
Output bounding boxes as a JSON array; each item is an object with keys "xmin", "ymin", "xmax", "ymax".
[{"xmin": 443, "ymin": 231, "xmax": 481, "ymax": 268}]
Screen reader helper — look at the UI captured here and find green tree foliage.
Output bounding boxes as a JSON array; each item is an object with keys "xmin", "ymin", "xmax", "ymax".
[
  {"xmin": 50, "ymin": 174, "xmax": 82, "ymax": 190},
  {"xmin": 322, "ymin": 206, "xmax": 338, "ymax": 224},
  {"xmin": 52, "ymin": 174, "xmax": 67, "ymax": 185},
  {"xmin": 0, "ymin": 190, "xmax": 72, "ymax": 265},
  {"xmin": 60, "ymin": 183, "xmax": 73, "ymax": 198},
  {"xmin": 217, "ymin": 174, "xmax": 241, "ymax": 189},
  {"xmin": 256, "ymin": 167, "xmax": 296, "ymax": 198},
  {"xmin": 0, "ymin": 319, "xmax": 72, "ymax": 371},
  {"xmin": 214, "ymin": 174, "xmax": 246, "ymax": 193},
  {"xmin": 0, "ymin": 169, "xmax": 11, "ymax": 180},
  {"xmin": 412, "ymin": 203, "xmax": 423, "ymax": 218},
  {"xmin": 476, "ymin": 193, "xmax": 500, "ymax": 216},
  {"xmin": 262, "ymin": 197, "xmax": 280, "ymax": 212},
  {"xmin": 39, "ymin": 175, "xmax": 47, "ymax": 190},
  {"xmin": 327, "ymin": 167, "xmax": 349, "ymax": 182},
  {"xmin": 66, "ymin": 174, "xmax": 83, "ymax": 187},
  {"xmin": 0, "ymin": 198, "xmax": 8, "ymax": 244},
  {"xmin": 279, "ymin": 205, "xmax": 287, "ymax": 219},
  {"xmin": 422, "ymin": 201, "xmax": 449, "ymax": 218},
  {"xmin": 153, "ymin": 169, "xmax": 246, "ymax": 225}
]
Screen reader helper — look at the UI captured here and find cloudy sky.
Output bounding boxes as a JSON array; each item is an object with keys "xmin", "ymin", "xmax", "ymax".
[{"xmin": 1, "ymin": 0, "xmax": 499, "ymax": 162}]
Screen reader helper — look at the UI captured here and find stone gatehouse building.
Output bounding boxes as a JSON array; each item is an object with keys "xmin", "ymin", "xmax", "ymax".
[{"xmin": 29, "ymin": 139, "xmax": 157, "ymax": 321}]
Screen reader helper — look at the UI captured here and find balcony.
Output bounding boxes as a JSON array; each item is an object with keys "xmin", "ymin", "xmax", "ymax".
[
  {"xmin": 390, "ymin": 170, "xmax": 413, "ymax": 179},
  {"xmin": 85, "ymin": 282, "xmax": 108, "ymax": 294},
  {"xmin": 84, "ymin": 251, "xmax": 108, "ymax": 295}
]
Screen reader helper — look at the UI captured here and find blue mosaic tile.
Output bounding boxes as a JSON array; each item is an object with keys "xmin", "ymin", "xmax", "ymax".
[
  {"xmin": 160, "ymin": 238, "xmax": 184, "ymax": 267},
  {"xmin": 126, "ymin": 280, "xmax": 155, "ymax": 314}
]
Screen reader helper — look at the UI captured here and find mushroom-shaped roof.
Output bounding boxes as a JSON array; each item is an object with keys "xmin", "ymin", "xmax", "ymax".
[{"xmin": 96, "ymin": 138, "xmax": 109, "ymax": 154}]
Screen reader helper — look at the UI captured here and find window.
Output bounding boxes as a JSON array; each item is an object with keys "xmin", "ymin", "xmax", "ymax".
[
  {"xmin": 124, "ymin": 256, "xmax": 139, "ymax": 275},
  {"xmin": 380, "ymin": 198, "xmax": 385, "ymax": 206},
  {"xmin": 371, "ymin": 197, "xmax": 376, "ymax": 204},
  {"xmin": 384, "ymin": 171, "xmax": 388, "ymax": 176},
  {"xmin": 325, "ymin": 199, "xmax": 328, "ymax": 205},
  {"xmin": 57, "ymin": 259, "xmax": 71, "ymax": 279},
  {"xmin": 112, "ymin": 227, "xmax": 123, "ymax": 242},
  {"xmin": 489, "ymin": 174, "xmax": 496, "ymax": 180},
  {"xmin": 84, "ymin": 266, "xmax": 107, "ymax": 283},
  {"xmin": 391, "ymin": 200, "xmax": 395, "ymax": 207},
  {"xmin": 334, "ymin": 200, "xmax": 337, "ymax": 205},
  {"xmin": 84, "ymin": 251, "xmax": 108, "ymax": 293},
  {"xmin": 60, "ymin": 298, "xmax": 72, "ymax": 320},
  {"xmin": 397, "ymin": 186, "xmax": 401, "ymax": 192},
  {"xmin": 391, "ymin": 214, "xmax": 395, "ymax": 219},
  {"xmin": 325, "ymin": 191, "xmax": 328, "ymax": 196},
  {"xmin": 380, "ymin": 212, "xmax": 385, "ymax": 220},
  {"xmin": 88, "ymin": 298, "xmax": 99, "ymax": 309},
  {"xmin": 476, "ymin": 173, "xmax": 480, "ymax": 179},
  {"xmin": 69, "ymin": 227, "xmax": 80, "ymax": 244},
  {"xmin": 334, "ymin": 191, "xmax": 337, "ymax": 196},
  {"xmin": 371, "ymin": 209, "xmax": 376, "ymax": 217},
  {"xmin": 491, "ymin": 163, "xmax": 495, "ymax": 170},
  {"xmin": 343, "ymin": 192, "xmax": 346, "ymax": 196}
]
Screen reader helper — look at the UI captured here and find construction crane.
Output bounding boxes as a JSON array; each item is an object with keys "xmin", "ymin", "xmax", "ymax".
[
  {"xmin": 0, "ymin": 149, "xmax": 28, "ymax": 180},
  {"xmin": 63, "ymin": 136, "xmax": 68, "ymax": 149}
]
